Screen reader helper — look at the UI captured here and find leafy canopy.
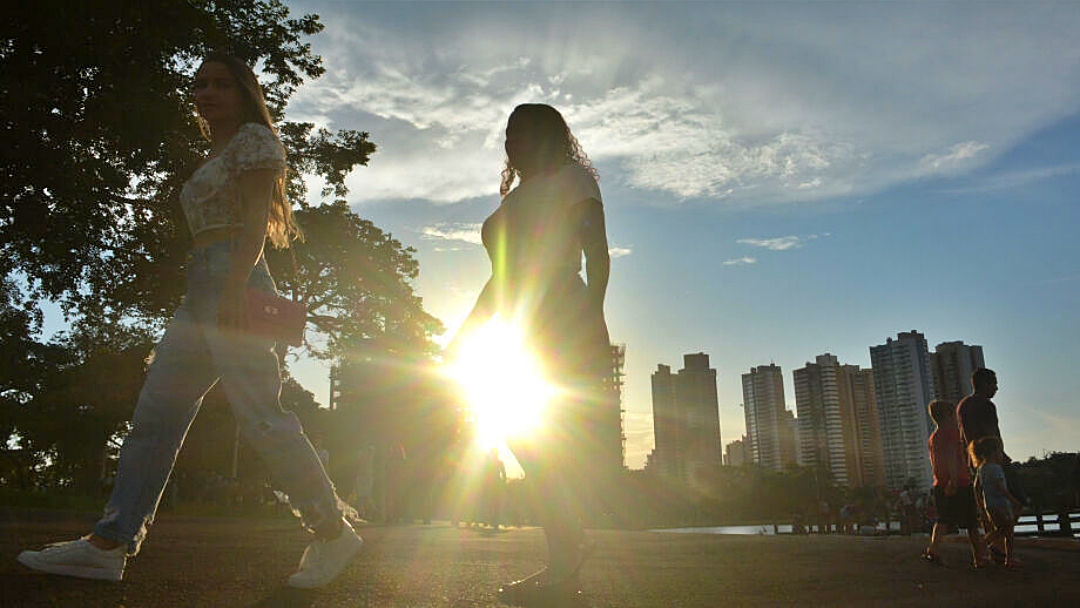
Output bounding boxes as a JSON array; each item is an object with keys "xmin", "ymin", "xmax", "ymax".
[{"xmin": 1, "ymin": 0, "xmax": 375, "ymax": 329}]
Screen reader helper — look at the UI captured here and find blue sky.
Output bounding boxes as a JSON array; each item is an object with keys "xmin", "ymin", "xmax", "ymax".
[{"xmin": 276, "ymin": 1, "xmax": 1080, "ymax": 469}]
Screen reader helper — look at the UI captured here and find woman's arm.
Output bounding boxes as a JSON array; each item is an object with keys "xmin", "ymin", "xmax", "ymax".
[
  {"xmin": 446, "ymin": 277, "xmax": 496, "ymax": 357},
  {"xmin": 576, "ymin": 198, "xmax": 609, "ymax": 310},
  {"xmin": 218, "ymin": 168, "xmax": 276, "ymax": 331}
]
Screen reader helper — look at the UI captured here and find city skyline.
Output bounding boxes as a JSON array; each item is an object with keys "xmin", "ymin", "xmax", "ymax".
[{"xmin": 662, "ymin": 333, "xmax": 985, "ymax": 488}]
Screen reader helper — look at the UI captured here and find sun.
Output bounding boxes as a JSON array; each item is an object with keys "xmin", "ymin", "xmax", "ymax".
[{"xmin": 446, "ymin": 317, "xmax": 556, "ymax": 450}]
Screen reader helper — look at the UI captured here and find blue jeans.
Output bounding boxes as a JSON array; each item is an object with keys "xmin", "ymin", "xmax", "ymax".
[{"xmin": 95, "ymin": 242, "xmax": 342, "ymax": 554}]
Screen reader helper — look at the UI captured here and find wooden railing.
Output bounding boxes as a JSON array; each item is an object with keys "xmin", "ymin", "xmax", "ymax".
[{"xmin": 1015, "ymin": 508, "xmax": 1079, "ymax": 538}]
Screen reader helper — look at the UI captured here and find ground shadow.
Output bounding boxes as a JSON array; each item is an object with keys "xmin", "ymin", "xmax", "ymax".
[
  {"xmin": 0, "ymin": 571, "xmax": 129, "ymax": 606},
  {"xmin": 249, "ymin": 585, "xmax": 315, "ymax": 608}
]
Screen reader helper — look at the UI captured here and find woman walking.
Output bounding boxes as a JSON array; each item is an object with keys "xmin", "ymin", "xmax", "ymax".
[
  {"xmin": 450, "ymin": 103, "xmax": 612, "ymax": 603},
  {"xmin": 17, "ymin": 53, "xmax": 362, "ymax": 589}
]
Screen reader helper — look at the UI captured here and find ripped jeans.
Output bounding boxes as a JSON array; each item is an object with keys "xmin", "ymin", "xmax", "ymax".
[{"xmin": 95, "ymin": 242, "xmax": 342, "ymax": 554}]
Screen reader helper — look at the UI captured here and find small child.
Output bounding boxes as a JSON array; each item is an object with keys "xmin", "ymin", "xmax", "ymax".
[
  {"xmin": 924, "ymin": 399, "xmax": 986, "ymax": 567},
  {"xmin": 970, "ymin": 436, "xmax": 1024, "ymax": 568}
]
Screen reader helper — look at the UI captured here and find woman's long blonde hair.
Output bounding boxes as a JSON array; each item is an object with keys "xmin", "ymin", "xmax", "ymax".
[
  {"xmin": 499, "ymin": 103, "xmax": 597, "ymax": 198},
  {"xmin": 195, "ymin": 52, "xmax": 302, "ymax": 248}
]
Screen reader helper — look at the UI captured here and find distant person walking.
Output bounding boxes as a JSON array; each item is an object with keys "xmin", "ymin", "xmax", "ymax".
[
  {"xmin": 352, "ymin": 444, "xmax": 377, "ymax": 522},
  {"xmin": 17, "ymin": 53, "xmax": 361, "ymax": 589},
  {"xmin": 923, "ymin": 399, "xmax": 987, "ymax": 567},
  {"xmin": 970, "ymin": 436, "xmax": 1025, "ymax": 568},
  {"xmin": 449, "ymin": 103, "xmax": 611, "ymax": 603},
  {"xmin": 483, "ymin": 448, "xmax": 507, "ymax": 530}
]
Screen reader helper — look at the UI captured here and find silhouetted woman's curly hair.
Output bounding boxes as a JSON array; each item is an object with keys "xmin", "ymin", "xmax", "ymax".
[{"xmin": 500, "ymin": 103, "xmax": 598, "ymax": 198}]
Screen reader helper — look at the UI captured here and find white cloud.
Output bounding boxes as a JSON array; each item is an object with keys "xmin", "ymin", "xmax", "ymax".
[
  {"xmin": 609, "ymin": 246, "xmax": 632, "ymax": 259},
  {"xmin": 567, "ymin": 86, "xmax": 853, "ymax": 201},
  {"xmin": 421, "ymin": 223, "xmax": 483, "ymax": 246},
  {"xmin": 737, "ymin": 234, "xmax": 822, "ymax": 251},
  {"xmin": 723, "ymin": 256, "xmax": 758, "ymax": 266},
  {"xmin": 918, "ymin": 141, "xmax": 991, "ymax": 174},
  {"xmin": 286, "ymin": 2, "xmax": 1080, "ymax": 207},
  {"xmin": 945, "ymin": 162, "xmax": 1080, "ymax": 194}
]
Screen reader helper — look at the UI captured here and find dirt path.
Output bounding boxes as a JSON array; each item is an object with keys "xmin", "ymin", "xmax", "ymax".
[{"xmin": 3, "ymin": 512, "xmax": 1078, "ymax": 607}]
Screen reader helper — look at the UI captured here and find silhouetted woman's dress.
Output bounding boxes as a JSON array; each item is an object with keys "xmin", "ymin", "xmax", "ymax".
[{"xmin": 481, "ymin": 161, "xmax": 611, "ymax": 566}]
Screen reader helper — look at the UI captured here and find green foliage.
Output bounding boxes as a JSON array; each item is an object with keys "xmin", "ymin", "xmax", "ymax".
[
  {"xmin": 1017, "ymin": 452, "xmax": 1080, "ymax": 511},
  {"xmin": 4, "ymin": 324, "xmax": 153, "ymax": 491},
  {"xmin": 267, "ymin": 201, "xmax": 444, "ymax": 361},
  {"xmin": 1, "ymin": 0, "xmax": 373, "ymax": 329}
]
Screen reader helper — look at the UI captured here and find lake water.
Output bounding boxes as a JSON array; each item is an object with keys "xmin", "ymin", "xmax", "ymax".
[
  {"xmin": 654, "ymin": 513, "xmax": 1078, "ymax": 537},
  {"xmin": 653, "ymin": 523, "xmax": 894, "ymax": 536}
]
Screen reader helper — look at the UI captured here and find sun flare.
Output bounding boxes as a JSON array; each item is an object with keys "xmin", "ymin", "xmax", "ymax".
[{"xmin": 447, "ymin": 318, "xmax": 556, "ymax": 449}]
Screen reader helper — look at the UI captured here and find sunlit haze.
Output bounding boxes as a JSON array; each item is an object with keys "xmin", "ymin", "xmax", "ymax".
[{"xmin": 446, "ymin": 317, "xmax": 555, "ymax": 465}]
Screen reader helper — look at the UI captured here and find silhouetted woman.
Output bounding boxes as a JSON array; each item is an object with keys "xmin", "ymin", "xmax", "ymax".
[
  {"xmin": 18, "ymin": 53, "xmax": 362, "ymax": 589},
  {"xmin": 452, "ymin": 103, "xmax": 612, "ymax": 602}
]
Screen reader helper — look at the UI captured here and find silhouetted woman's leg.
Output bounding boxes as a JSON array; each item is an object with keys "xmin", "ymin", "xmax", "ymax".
[{"xmin": 94, "ymin": 297, "xmax": 220, "ymax": 554}]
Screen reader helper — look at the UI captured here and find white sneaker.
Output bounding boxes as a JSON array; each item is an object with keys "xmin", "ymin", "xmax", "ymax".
[
  {"xmin": 286, "ymin": 519, "xmax": 363, "ymax": 589},
  {"xmin": 17, "ymin": 537, "xmax": 126, "ymax": 581}
]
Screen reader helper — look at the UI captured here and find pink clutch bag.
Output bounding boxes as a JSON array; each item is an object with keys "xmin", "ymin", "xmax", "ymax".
[{"xmin": 246, "ymin": 289, "xmax": 306, "ymax": 346}]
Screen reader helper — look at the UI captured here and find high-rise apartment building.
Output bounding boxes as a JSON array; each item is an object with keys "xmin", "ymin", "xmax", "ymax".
[
  {"xmin": 794, "ymin": 354, "xmax": 885, "ymax": 487},
  {"xmin": 650, "ymin": 353, "xmax": 722, "ymax": 483},
  {"xmin": 870, "ymin": 331, "xmax": 936, "ymax": 489},
  {"xmin": 651, "ymin": 364, "xmax": 678, "ymax": 479},
  {"xmin": 843, "ymin": 365, "xmax": 885, "ymax": 488},
  {"xmin": 794, "ymin": 354, "xmax": 848, "ymax": 483},
  {"xmin": 931, "ymin": 341, "xmax": 985, "ymax": 404},
  {"xmin": 590, "ymin": 343, "xmax": 628, "ymax": 472},
  {"xmin": 741, "ymin": 364, "xmax": 796, "ymax": 472},
  {"xmin": 724, "ymin": 436, "xmax": 750, "ymax": 467}
]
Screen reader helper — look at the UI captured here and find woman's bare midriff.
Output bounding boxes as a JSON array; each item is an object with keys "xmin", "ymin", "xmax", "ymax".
[{"xmin": 191, "ymin": 226, "xmax": 242, "ymax": 251}]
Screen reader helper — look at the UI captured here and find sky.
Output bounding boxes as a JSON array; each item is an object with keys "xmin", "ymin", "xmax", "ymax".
[{"xmin": 267, "ymin": 1, "xmax": 1080, "ymax": 470}]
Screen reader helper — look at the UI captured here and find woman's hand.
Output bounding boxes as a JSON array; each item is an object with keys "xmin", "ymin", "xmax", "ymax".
[{"xmin": 218, "ymin": 280, "xmax": 249, "ymax": 332}]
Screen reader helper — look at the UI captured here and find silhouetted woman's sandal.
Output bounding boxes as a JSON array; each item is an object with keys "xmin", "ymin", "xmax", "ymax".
[
  {"xmin": 498, "ymin": 540, "xmax": 595, "ymax": 605},
  {"xmin": 498, "ymin": 571, "xmax": 582, "ymax": 606}
]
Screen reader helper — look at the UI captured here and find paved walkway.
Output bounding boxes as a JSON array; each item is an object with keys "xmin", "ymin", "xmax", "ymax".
[{"xmin": 3, "ymin": 512, "xmax": 1078, "ymax": 607}]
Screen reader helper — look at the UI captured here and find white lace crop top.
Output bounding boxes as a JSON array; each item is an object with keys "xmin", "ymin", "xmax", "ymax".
[{"xmin": 180, "ymin": 122, "xmax": 287, "ymax": 237}]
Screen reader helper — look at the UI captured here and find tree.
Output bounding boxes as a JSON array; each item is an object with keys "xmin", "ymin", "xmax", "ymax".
[
  {"xmin": 1, "ymin": 0, "xmax": 373, "ymax": 332},
  {"xmin": 267, "ymin": 202, "xmax": 444, "ymax": 362},
  {"xmin": 12, "ymin": 326, "xmax": 153, "ymax": 491}
]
